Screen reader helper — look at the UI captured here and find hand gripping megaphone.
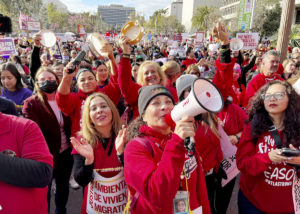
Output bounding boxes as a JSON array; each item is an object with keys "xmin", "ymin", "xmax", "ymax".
[{"xmin": 165, "ymin": 78, "xmax": 224, "ymax": 155}]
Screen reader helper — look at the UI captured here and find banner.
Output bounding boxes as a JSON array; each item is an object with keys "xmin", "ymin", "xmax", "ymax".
[
  {"xmin": 236, "ymin": 32, "xmax": 259, "ymax": 50},
  {"xmin": 86, "ymin": 171, "xmax": 126, "ymax": 214},
  {"xmin": 237, "ymin": 0, "xmax": 254, "ymax": 30},
  {"xmin": 19, "ymin": 12, "xmax": 36, "ymax": 31},
  {"xmin": 0, "ymin": 38, "xmax": 17, "ymax": 56},
  {"xmin": 50, "ymin": 42, "xmax": 63, "ymax": 60},
  {"xmin": 218, "ymin": 125, "xmax": 240, "ymax": 187},
  {"xmin": 78, "ymin": 24, "xmax": 86, "ymax": 37},
  {"xmin": 27, "ymin": 21, "xmax": 41, "ymax": 31}
]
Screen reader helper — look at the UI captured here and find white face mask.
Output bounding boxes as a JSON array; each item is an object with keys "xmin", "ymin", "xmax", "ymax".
[
  {"xmin": 0, "ymin": 60, "xmax": 3, "ymax": 64},
  {"xmin": 199, "ymin": 66, "xmax": 205, "ymax": 72}
]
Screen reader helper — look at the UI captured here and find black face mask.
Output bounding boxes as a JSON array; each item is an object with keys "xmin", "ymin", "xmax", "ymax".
[
  {"xmin": 296, "ymin": 61, "xmax": 300, "ymax": 68},
  {"xmin": 39, "ymin": 80, "xmax": 58, "ymax": 94}
]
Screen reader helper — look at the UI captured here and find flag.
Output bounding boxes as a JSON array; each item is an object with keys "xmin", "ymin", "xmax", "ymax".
[{"xmin": 19, "ymin": 12, "xmax": 36, "ymax": 30}]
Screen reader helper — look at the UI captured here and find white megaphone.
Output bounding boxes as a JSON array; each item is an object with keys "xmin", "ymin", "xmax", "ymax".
[
  {"xmin": 293, "ymin": 77, "xmax": 300, "ymax": 95},
  {"xmin": 165, "ymin": 78, "xmax": 224, "ymax": 155}
]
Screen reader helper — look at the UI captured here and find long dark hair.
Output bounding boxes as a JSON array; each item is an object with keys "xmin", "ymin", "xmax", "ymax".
[
  {"xmin": 0, "ymin": 62, "xmax": 23, "ymax": 91},
  {"xmin": 125, "ymin": 117, "xmax": 146, "ymax": 146},
  {"xmin": 248, "ymin": 80, "xmax": 300, "ymax": 146}
]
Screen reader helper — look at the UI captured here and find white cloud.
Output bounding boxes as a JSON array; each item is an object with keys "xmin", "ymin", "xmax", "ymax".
[{"xmin": 59, "ymin": 0, "xmax": 173, "ymax": 19}]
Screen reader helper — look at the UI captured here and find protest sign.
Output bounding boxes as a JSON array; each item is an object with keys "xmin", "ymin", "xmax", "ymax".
[
  {"xmin": 0, "ymin": 38, "xmax": 17, "ymax": 56},
  {"xmin": 27, "ymin": 21, "xmax": 41, "ymax": 31},
  {"xmin": 50, "ymin": 42, "xmax": 63, "ymax": 60},
  {"xmin": 55, "ymin": 33, "xmax": 67, "ymax": 43},
  {"xmin": 238, "ymin": 0, "xmax": 254, "ymax": 30},
  {"xmin": 218, "ymin": 125, "xmax": 240, "ymax": 187},
  {"xmin": 236, "ymin": 33, "xmax": 259, "ymax": 50},
  {"xmin": 195, "ymin": 32, "xmax": 205, "ymax": 44}
]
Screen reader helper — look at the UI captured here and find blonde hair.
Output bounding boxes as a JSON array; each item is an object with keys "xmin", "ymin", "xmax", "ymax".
[
  {"xmin": 162, "ymin": 60, "xmax": 180, "ymax": 79},
  {"xmin": 186, "ymin": 64, "xmax": 200, "ymax": 75},
  {"xmin": 81, "ymin": 93, "xmax": 122, "ymax": 147},
  {"xmin": 137, "ymin": 61, "xmax": 166, "ymax": 86},
  {"xmin": 34, "ymin": 67, "xmax": 60, "ymax": 114},
  {"xmin": 201, "ymin": 113, "xmax": 220, "ymax": 139},
  {"xmin": 283, "ymin": 59, "xmax": 296, "ymax": 70}
]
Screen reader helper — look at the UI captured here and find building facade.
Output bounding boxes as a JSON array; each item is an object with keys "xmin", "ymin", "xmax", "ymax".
[
  {"xmin": 219, "ymin": 0, "xmax": 240, "ymax": 31},
  {"xmin": 165, "ymin": 0, "xmax": 183, "ymax": 23},
  {"xmin": 98, "ymin": 4, "xmax": 135, "ymax": 28},
  {"xmin": 181, "ymin": 0, "xmax": 222, "ymax": 32}
]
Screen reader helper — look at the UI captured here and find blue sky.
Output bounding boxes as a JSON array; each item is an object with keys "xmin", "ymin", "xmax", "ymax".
[{"xmin": 59, "ymin": 0, "xmax": 173, "ymax": 19}]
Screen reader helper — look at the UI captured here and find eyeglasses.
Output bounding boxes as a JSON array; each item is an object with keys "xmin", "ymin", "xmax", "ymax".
[{"xmin": 261, "ymin": 92, "xmax": 286, "ymax": 101}]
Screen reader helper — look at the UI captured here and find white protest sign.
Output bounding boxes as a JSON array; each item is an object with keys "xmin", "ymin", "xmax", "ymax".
[
  {"xmin": 195, "ymin": 32, "xmax": 205, "ymax": 44},
  {"xmin": 236, "ymin": 33, "xmax": 259, "ymax": 50},
  {"xmin": 0, "ymin": 38, "xmax": 17, "ymax": 56},
  {"xmin": 86, "ymin": 171, "xmax": 127, "ymax": 214},
  {"xmin": 218, "ymin": 125, "xmax": 240, "ymax": 187},
  {"xmin": 27, "ymin": 21, "xmax": 41, "ymax": 31},
  {"xmin": 55, "ymin": 33, "xmax": 67, "ymax": 43}
]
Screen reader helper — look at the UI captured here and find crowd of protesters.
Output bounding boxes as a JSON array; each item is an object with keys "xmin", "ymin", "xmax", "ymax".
[{"xmin": 1, "ymin": 21, "xmax": 300, "ymax": 214}]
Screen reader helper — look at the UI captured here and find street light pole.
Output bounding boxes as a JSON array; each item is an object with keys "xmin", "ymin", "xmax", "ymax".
[{"xmin": 276, "ymin": 0, "xmax": 295, "ymax": 62}]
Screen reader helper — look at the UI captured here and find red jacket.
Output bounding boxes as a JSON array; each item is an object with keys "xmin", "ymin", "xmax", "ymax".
[
  {"xmin": 194, "ymin": 122, "xmax": 223, "ymax": 173},
  {"xmin": 124, "ymin": 125, "xmax": 210, "ymax": 214},
  {"xmin": 232, "ymin": 81, "xmax": 246, "ymax": 107},
  {"xmin": 243, "ymin": 73, "xmax": 284, "ymax": 107},
  {"xmin": 56, "ymin": 76, "xmax": 121, "ymax": 137},
  {"xmin": 237, "ymin": 123, "xmax": 295, "ymax": 213},
  {"xmin": 118, "ymin": 57, "xmax": 178, "ymax": 120},
  {"xmin": 213, "ymin": 57, "xmax": 237, "ymax": 103}
]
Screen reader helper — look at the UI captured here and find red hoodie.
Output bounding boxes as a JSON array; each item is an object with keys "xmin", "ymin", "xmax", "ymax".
[
  {"xmin": 243, "ymin": 73, "xmax": 283, "ymax": 107},
  {"xmin": 237, "ymin": 123, "xmax": 295, "ymax": 213},
  {"xmin": 118, "ymin": 57, "xmax": 179, "ymax": 120},
  {"xmin": 56, "ymin": 74, "xmax": 121, "ymax": 137},
  {"xmin": 124, "ymin": 125, "xmax": 210, "ymax": 214}
]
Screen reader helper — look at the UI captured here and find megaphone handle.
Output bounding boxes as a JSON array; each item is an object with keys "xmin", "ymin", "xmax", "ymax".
[{"xmin": 184, "ymin": 137, "xmax": 196, "ymax": 157}]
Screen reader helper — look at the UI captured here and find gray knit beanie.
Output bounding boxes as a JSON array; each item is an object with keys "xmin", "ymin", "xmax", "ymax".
[
  {"xmin": 138, "ymin": 85, "xmax": 174, "ymax": 116},
  {"xmin": 176, "ymin": 74, "xmax": 197, "ymax": 99},
  {"xmin": 76, "ymin": 68, "xmax": 96, "ymax": 80}
]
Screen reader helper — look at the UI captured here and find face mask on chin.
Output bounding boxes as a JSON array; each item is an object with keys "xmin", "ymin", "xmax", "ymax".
[{"xmin": 39, "ymin": 80, "xmax": 58, "ymax": 94}]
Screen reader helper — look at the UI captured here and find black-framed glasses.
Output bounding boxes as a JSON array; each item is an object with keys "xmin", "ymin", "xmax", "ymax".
[{"xmin": 261, "ymin": 92, "xmax": 286, "ymax": 101}]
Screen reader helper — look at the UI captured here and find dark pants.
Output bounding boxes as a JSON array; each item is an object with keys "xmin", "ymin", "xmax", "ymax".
[
  {"xmin": 238, "ymin": 189, "xmax": 265, "ymax": 214},
  {"xmin": 47, "ymin": 147, "xmax": 73, "ymax": 214},
  {"xmin": 205, "ymin": 173, "xmax": 218, "ymax": 214},
  {"xmin": 215, "ymin": 177, "xmax": 236, "ymax": 214}
]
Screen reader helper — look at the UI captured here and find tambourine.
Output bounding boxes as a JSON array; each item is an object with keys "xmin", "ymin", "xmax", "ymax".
[
  {"xmin": 87, "ymin": 33, "xmax": 107, "ymax": 58},
  {"xmin": 121, "ymin": 21, "xmax": 143, "ymax": 45},
  {"xmin": 230, "ymin": 38, "xmax": 244, "ymax": 51},
  {"xmin": 40, "ymin": 29, "xmax": 56, "ymax": 48}
]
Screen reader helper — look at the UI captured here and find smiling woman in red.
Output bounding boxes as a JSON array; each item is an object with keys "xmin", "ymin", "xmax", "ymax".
[{"xmin": 237, "ymin": 80, "xmax": 300, "ymax": 214}]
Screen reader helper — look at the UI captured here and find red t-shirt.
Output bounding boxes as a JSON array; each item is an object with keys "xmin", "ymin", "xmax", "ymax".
[
  {"xmin": 237, "ymin": 124, "xmax": 295, "ymax": 213},
  {"xmin": 182, "ymin": 58, "xmax": 198, "ymax": 69}
]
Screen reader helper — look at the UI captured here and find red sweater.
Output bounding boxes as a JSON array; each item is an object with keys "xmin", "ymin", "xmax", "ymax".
[
  {"xmin": 0, "ymin": 113, "xmax": 53, "ymax": 214},
  {"xmin": 194, "ymin": 122, "xmax": 223, "ymax": 173},
  {"xmin": 182, "ymin": 58, "xmax": 198, "ymax": 68},
  {"xmin": 213, "ymin": 57, "xmax": 237, "ymax": 102},
  {"xmin": 124, "ymin": 125, "xmax": 210, "ymax": 214},
  {"xmin": 243, "ymin": 73, "xmax": 284, "ymax": 107},
  {"xmin": 56, "ymin": 77, "xmax": 121, "ymax": 137},
  {"xmin": 237, "ymin": 123, "xmax": 295, "ymax": 213},
  {"xmin": 218, "ymin": 103, "xmax": 248, "ymax": 136},
  {"xmin": 118, "ymin": 57, "xmax": 178, "ymax": 120}
]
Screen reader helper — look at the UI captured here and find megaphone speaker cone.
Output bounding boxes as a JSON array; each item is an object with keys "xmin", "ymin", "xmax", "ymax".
[{"xmin": 193, "ymin": 78, "xmax": 224, "ymax": 113}]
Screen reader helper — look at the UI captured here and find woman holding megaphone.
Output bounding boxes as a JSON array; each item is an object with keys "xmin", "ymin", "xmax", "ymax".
[{"xmin": 124, "ymin": 85, "xmax": 210, "ymax": 214}]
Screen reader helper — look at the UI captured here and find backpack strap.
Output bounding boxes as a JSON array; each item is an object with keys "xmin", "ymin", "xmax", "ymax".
[
  {"xmin": 129, "ymin": 137, "xmax": 154, "ymax": 210},
  {"xmin": 269, "ymin": 125, "xmax": 283, "ymax": 149}
]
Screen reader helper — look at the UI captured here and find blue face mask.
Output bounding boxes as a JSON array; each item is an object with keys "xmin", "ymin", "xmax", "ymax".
[{"xmin": 199, "ymin": 66, "xmax": 205, "ymax": 72}]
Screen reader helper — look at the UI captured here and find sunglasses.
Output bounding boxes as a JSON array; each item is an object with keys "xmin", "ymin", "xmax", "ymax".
[{"xmin": 261, "ymin": 92, "xmax": 286, "ymax": 101}]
